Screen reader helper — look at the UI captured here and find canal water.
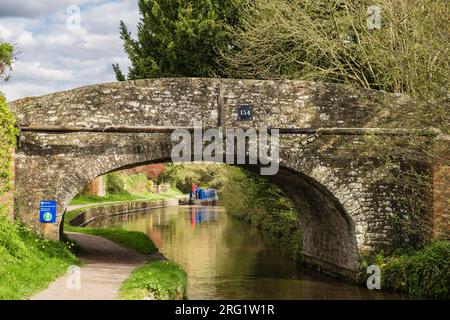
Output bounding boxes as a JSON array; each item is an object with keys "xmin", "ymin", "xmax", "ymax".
[{"xmin": 91, "ymin": 205, "xmax": 406, "ymax": 300}]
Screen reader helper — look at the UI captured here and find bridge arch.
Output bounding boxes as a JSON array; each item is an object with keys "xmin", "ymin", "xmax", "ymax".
[{"xmin": 61, "ymin": 147, "xmax": 360, "ymax": 276}]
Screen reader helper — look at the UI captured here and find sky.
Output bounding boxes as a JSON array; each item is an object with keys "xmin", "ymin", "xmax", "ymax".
[{"xmin": 0, "ymin": 0, "xmax": 139, "ymax": 101}]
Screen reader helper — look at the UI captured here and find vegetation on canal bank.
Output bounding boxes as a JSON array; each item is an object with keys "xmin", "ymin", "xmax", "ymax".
[
  {"xmin": 64, "ymin": 207, "xmax": 158, "ymax": 255},
  {"xmin": 218, "ymin": 167, "xmax": 303, "ymax": 263},
  {"xmin": 71, "ymin": 172, "xmax": 183, "ymax": 205},
  {"xmin": 119, "ymin": 260, "xmax": 187, "ymax": 300},
  {"xmin": 71, "ymin": 227, "xmax": 157, "ymax": 255},
  {"xmin": 70, "ymin": 193, "xmax": 148, "ymax": 205},
  {"xmin": 0, "ymin": 94, "xmax": 17, "ymax": 196},
  {"xmin": 361, "ymin": 241, "xmax": 450, "ymax": 299},
  {"xmin": 69, "ymin": 188, "xmax": 183, "ymax": 205},
  {"xmin": 1, "ymin": 41, "xmax": 78, "ymax": 300},
  {"xmin": 64, "ymin": 209, "xmax": 187, "ymax": 300},
  {"xmin": 0, "ymin": 214, "xmax": 79, "ymax": 300},
  {"xmin": 65, "ymin": 183, "xmax": 184, "ymax": 255}
]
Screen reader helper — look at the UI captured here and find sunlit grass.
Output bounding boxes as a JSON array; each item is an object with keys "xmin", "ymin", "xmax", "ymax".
[
  {"xmin": 119, "ymin": 260, "xmax": 187, "ymax": 300},
  {"xmin": 66, "ymin": 225, "xmax": 158, "ymax": 255},
  {"xmin": 69, "ymin": 188, "xmax": 184, "ymax": 205},
  {"xmin": 64, "ymin": 189, "xmax": 184, "ymax": 254},
  {"xmin": 0, "ymin": 212, "xmax": 79, "ymax": 300}
]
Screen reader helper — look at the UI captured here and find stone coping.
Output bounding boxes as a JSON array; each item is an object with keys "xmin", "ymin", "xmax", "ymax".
[{"xmin": 69, "ymin": 198, "xmax": 182, "ymax": 227}]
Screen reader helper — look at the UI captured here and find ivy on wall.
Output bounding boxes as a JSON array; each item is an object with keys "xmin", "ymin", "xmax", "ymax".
[{"xmin": 0, "ymin": 93, "xmax": 18, "ymax": 196}]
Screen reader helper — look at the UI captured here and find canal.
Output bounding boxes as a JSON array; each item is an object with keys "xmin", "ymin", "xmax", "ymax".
[{"xmin": 91, "ymin": 205, "xmax": 406, "ymax": 300}]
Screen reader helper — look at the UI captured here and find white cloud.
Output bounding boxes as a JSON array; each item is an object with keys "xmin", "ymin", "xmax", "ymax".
[
  {"xmin": 0, "ymin": 0, "xmax": 92, "ymax": 18},
  {"xmin": 0, "ymin": 0, "xmax": 139, "ymax": 101},
  {"xmin": 10, "ymin": 61, "xmax": 73, "ymax": 82}
]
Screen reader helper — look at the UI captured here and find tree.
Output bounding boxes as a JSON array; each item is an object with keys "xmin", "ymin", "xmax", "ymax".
[
  {"xmin": 122, "ymin": 164, "xmax": 166, "ymax": 182},
  {"xmin": 223, "ymin": 0, "xmax": 449, "ymax": 244},
  {"xmin": 0, "ymin": 39, "xmax": 17, "ymax": 199},
  {"xmin": 0, "ymin": 40, "xmax": 14, "ymax": 81},
  {"xmin": 224, "ymin": 0, "xmax": 449, "ymax": 109},
  {"xmin": 113, "ymin": 0, "xmax": 245, "ymax": 80}
]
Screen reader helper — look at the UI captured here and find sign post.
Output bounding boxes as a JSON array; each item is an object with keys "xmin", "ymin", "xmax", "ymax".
[{"xmin": 39, "ymin": 200, "xmax": 57, "ymax": 223}]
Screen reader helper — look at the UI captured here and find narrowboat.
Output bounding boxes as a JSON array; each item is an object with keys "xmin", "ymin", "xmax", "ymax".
[{"xmin": 188, "ymin": 187, "xmax": 219, "ymax": 206}]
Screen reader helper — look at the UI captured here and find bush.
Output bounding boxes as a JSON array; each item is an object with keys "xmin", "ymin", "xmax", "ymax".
[
  {"xmin": 122, "ymin": 173, "xmax": 153, "ymax": 194},
  {"xmin": 224, "ymin": 0, "xmax": 448, "ymax": 101},
  {"xmin": 362, "ymin": 241, "xmax": 450, "ymax": 298},
  {"xmin": 105, "ymin": 172, "xmax": 128, "ymax": 194},
  {"xmin": 105, "ymin": 172, "xmax": 158, "ymax": 195},
  {"xmin": 159, "ymin": 163, "xmax": 227, "ymax": 193},
  {"xmin": 120, "ymin": 260, "xmax": 187, "ymax": 300},
  {"xmin": 0, "ymin": 94, "xmax": 18, "ymax": 196}
]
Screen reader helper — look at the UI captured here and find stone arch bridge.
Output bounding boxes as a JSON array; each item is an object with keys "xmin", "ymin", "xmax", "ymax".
[{"xmin": 9, "ymin": 78, "xmax": 444, "ymax": 279}]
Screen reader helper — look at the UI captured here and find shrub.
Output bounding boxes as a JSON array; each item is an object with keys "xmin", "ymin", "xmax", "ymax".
[
  {"xmin": 120, "ymin": 261, "xmax": 187, "ymax": 300},
  {"xmin": 122, "ymin": 173, "xmax": 152, "ymax": 194},
  {"xmin": 362, "ymin": 241, "xmax": 450, "ymax": 298},
  {"xmin": 105, "ymin": 172, "xmax": 128, "ymax": 195},
  {"xmin": 224, "ymin": 0, "xmax": 449, "ymax": 104},
  {"xmin": 0, "ymin": 94, "xmax": 18, "ymax": 197}
]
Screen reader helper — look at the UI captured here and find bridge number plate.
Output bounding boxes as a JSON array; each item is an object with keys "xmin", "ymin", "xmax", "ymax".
[
  {"xmin": 39, "ymin": 200, "xmax": 57, "ymax": 223},
  {"xmin": 237, "ymin": 105, "xmax": 253, "ymax": 121}
]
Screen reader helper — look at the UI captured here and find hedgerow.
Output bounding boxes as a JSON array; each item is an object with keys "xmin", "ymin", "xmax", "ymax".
[{"xmin": 0, "ymin": 93, "xmax": 18, "ymax": 197}]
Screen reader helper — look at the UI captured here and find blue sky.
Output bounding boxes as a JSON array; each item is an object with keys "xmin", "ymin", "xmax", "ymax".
[{"xmin": 0, "ymin": 0, "xmax": 139, "ymax": 100}]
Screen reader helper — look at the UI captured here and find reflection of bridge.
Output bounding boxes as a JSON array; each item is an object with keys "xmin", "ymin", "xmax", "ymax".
[{"xmin": 10, "ymin": 78, "xmax": 448, "ymax": 278}]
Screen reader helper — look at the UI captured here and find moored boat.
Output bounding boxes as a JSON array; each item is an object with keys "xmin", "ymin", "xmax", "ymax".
[{"xmin": 188, "ymin": 186, "xmax": 219, "ymax": 206}]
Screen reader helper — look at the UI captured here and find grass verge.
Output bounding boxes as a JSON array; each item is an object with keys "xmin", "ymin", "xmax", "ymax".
[
  {"xmin": 0, "ymin": 214, "xmax": 79, "ymax": 300},
  {"xmin": 361, "ymin": 241, "xmax": 450, "ymax": 299},
  {"xmin": 119, "ymin": 260, "xmax": 187, "ymax": 300},
  {"xmin": 67, "ymin": 226, "xmax": 157, "ymax": 255},
  {"xmin": 64, "ymin": 195, "xmax": 187, "ymax": 299},
  {"xmin": 64, "ymin": 199, "xmax": 169, "ymax": 255},
  {"xmin": 69, "ymin": 189, "xmax": 183, "ymax": 205},
  {"xmin": 64, "ymin": 208, "xmax": 157, "ymax": 255}
]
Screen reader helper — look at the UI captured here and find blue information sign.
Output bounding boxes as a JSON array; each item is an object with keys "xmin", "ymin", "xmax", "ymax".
[{"xmin": 39, "ymin": 200, "xmax": 57, "ymax": 223}]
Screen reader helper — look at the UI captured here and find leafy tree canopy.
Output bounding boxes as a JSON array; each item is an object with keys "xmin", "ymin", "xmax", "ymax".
[{"xmin": 0, "ymin": 40, "xmax": 14, "ymax": 80}]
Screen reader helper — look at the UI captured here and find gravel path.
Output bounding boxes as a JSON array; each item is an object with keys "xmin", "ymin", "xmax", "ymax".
[{"xmin": 31, "ymin": 232, "xmax": 163, "ymax": 300}]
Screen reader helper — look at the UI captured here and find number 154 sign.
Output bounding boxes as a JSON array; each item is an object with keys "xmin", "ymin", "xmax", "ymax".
[{"xmin": 237, "ymin": 105, "xmax": 253, "ymax": 121}]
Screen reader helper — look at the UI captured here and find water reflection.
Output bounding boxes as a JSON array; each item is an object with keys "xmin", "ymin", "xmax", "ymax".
[{"xmin": 90, "ymin": 206, "xmax": 407, "ymax": 300}]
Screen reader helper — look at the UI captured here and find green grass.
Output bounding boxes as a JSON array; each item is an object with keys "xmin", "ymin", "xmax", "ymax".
[
  {"xmin": 0, "ymin": 213, "xmax": 79, "ymax": 300},
  {"xmin": 64, "ymin": 209, "xmax": 157, "ymax": 255},
  {"xmin": 64, "ymin": 192, "xmax": 186, "ymax": 255},
  {"xmin": 64, "ymin": 190, "xmax": 187, "ymax": 299},
  {"xmin": 67, "ymin": 226, "xmax": 157, "ymax": 255},
  {"xmin": 119, "ymin": 260, "xmax": 187, "ymax": 300},
  {"xmin": 69, "ymin": 189, "xmax": 184, "ymax": 206},
  {"xmin": 69, "ymin": 193, "xmax": 145, "ymax": 205},
  {"xmin": 361, "ymin": 241, "xmax": 450, "ymax": 299}
]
